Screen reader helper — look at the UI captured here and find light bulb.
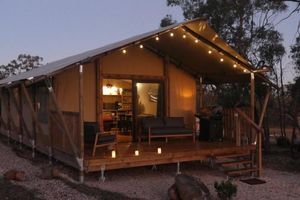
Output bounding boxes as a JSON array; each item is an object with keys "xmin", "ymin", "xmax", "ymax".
[
  {"xmin": 233, "ymin": 64, "xmax": 237, "ymax": 68},
  {"xmin": 220, "ymin": 58, "xmax": 224, "ymax": 62},
  {"xmin": 195, "ymin": 39, "xmax": 199, "ymax": 43},
  {"xmin": 157, "ymin": 148, "xmax": 162, "ymax": 154},
  {"xmin": 111, "ymin": 150, "xmax": 116, "ymax": 158},
  {"xmin": 155, "ymin": 36, "xmax": 159, "ymax": 41},
  {"xmin": 208, "ymin": 50, "xmax": 212, "ymax": 54},
  {"xmin": 139, "ymin": 44, "xmax": 143, "ymax": 49},
  {"xmin": 170, "ymin": 32, "xmax": 174, "ymax": 37},
  {"xmin": 122, "ymin": 49, "xmax": 127, "ymax": 54},
  {"xmin": 182, "ymin": 34, "xmax": 186, "ymax": 39}
]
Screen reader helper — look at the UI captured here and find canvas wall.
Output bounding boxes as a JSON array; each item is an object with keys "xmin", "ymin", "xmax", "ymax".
[
  {"xmin": 102, "ymin": 46, "xmax": 164, "ymax": 76},
  {"xmin": 53, "ymin": 63, "xmax": 96, "ymax": 122},
  {"xmin": 169, "ymin": 64, "xmax": 196, "ymax": 128}
]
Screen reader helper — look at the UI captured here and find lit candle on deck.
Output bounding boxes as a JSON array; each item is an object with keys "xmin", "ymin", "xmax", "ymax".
[
  {"xmin": 157, "ymin": 148, "xmax": 162, "ymax": 154},
  {"xmin": 111, "ymin": 150, "xmax": 116, "ymax": 158},
  {"xmin": 135, "ymin": 150, "xmax": 139, "ymax": 156}
]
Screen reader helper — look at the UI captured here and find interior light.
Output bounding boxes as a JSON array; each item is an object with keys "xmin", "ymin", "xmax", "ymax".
[
  {"xmin": 208, "ymin": 50, "xmax": 212, "ymax": 54},
  {"xmin": 139, "ymin": 44, "xmax": 144, "ymax": 49},
  {"xmin": 135, "ymin": 150, "xmax": 139, "ymax": 156},
  {"xmin": 233, "ymin": 64, "xmax": 237, "ymax": 68},
  {"xmin": 122, "ymin": 49, "xmax": 127, "ymax": 54},
  {"xmin": 243, "ymin": 69, "xmax": 248, "ymax": 73},
  {"xmin": 182, "ymin": 34, "xmax": 186, "ymax": 39},
  {"xmin": 195, "ymin": 39, "xmax": 199, "ymax": 43},
  {"xmin": 155, "ymin": 36, "xmax": 159, "ymax": 41},
  {"xmin": 170, "ymin": 32, "xmax": 174, "ymax": 37},
  {"xmin": 220, "ymin": 58, "xmax": 224, "ymax": 62}
]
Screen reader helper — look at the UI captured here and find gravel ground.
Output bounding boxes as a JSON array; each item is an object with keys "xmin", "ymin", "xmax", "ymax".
[
  {"xmin": 85, "ymin": 163, "xmax": 300, "ymax": 200},
  {"xmin": 1, "ymin": 138, "xmax": 300, "ymax": 200},
  {"xmin": 0, "ymin": 140, "xmax": 95, "ymax": 200}
]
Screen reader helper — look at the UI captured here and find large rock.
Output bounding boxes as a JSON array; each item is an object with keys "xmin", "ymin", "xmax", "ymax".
[
  {"xmin": 3, "ymin": 169, "xmax": 26, "ymax": 181},
  {"xmin": 174, "ymin": 174, "xmax": 212, "ymax": 200},
  {"xmin": 168, "ymin": 184, "xmax": 180, "ymax": 200}
]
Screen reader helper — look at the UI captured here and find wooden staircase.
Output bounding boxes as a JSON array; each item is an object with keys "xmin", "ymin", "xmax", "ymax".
[{"xmin": 215, "ymin": 151, "xmax": 259, "ymax": 177}]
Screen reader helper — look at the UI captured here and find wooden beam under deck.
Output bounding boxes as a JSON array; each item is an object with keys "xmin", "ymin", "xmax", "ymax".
[{"xmin": 84, "ymin": 141, "xmax": 255, "ymax": 172}]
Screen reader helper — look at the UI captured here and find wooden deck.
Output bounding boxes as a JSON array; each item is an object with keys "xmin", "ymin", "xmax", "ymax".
[{"xmin": 84, "ymin": 140, "xmax": 256, "ymax": 172}]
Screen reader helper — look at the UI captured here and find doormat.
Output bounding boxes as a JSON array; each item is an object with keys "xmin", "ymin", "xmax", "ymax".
[{"xmin": 240, "ymin": 178, "xmax": 266, "ymax": 185}]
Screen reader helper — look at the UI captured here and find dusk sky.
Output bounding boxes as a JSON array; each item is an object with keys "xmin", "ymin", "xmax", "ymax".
[{"xmin": 0, "ymin": 0, "xmax": 299, "ymax": 82}]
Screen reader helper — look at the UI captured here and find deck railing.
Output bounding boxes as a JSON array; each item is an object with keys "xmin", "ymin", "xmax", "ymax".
[{"xmin": 223, "ymin": 107, "xmax": 251, "ymax": 143}]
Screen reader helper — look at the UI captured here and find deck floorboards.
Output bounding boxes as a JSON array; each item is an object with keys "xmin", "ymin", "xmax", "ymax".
[{"xmin": 84, "ymin": 139, "xmax": 255, "ymax": 172}]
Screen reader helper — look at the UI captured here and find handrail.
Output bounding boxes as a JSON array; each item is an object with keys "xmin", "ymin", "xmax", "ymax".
[{"xmin": 234, "ymin": 108, "xmax": 262, "ymax": 133}]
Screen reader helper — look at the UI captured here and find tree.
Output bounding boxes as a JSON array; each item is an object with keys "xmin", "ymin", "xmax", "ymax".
[
  {"xmin": 165, "ymin": 0, "xmax": 289, "ymax": 150},
  {"xmin": 288, "ymin": 34, "xmax": 300, "ymax": 144},
  {"xmin": 0, "ymin": 54, "xmax": 43, "ymax": 79},
  {"xmin": 160, "ymin": 14, "xmax": 177, "ymax": 27},
  {"xmin": 291, "ymin": 34, "xmax": 300, "ymax": 75}
]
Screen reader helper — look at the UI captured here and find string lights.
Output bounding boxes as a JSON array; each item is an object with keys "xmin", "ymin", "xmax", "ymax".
[{"xmin": 118, "ymin": 28, "xmax": 253, "ymax": 75}]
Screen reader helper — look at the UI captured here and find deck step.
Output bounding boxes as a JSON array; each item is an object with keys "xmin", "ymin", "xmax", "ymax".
[
  {"xmin": 215, "ymin": 153, "xmax": 250, "ymax": 159},
  {"xmin": 219, "ymin": 160, "xmax": 253, "ymax": 167},
  {"xmin": 226, "ymin": 167, "xmax": 258, "ymax": 175}
]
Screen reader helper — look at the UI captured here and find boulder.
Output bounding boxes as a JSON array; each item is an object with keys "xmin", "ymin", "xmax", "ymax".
[
  {"xmin": 174, "ymin": 174, "xmax": 212, "ymax": 200},
  {"xmin": 168, "ymin": 184, "xmax": 180, "ymax": 200},
  {"xmin": 3, "ymin": 169, "xmax": 26, "ymax": 181}
]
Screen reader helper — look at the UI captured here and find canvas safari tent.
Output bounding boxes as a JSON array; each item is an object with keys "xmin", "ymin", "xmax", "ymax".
[{"xmin": 0, "ymin": 18, "xmax": 273, "ymax": 182}]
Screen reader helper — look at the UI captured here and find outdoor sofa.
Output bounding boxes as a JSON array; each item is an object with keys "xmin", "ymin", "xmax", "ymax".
[{"xmin": 139, "ymin": 117, "xmax": 196, "ymax": 144}]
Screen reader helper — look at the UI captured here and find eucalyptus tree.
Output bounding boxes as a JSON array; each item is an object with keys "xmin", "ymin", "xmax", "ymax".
[{"xmin": 0, "ymin": 54, "xmax": 43, "ymax": 79}]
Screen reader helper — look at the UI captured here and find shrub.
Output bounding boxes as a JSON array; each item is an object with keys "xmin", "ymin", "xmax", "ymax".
[
  {"xmin": 276, "ymin": 136, "xmax": 290, "ymax": 147},
  {"xmin": 214, "ymin": 180, "xmax": 237, "ymax": 200}
]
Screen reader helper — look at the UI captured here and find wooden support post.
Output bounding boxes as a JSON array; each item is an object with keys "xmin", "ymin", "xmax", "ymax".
[
  {"xmin": 257, "ymin": 89, "xmax": 271, "ymax": 177},
  {"xmin": 20, "ymin": 83, "xmax": 47, "ymax": 137},
  {"xmin": 6, "ymin": 89, "xmax": 11, "ymax": 143},
  {"xmin": 199, "ymin": 76, "xmax": 204, "ymax": 109},
  {"xmin": 95, "ymin": 59, "xmax": 100, "ymax": 129},
  {"xmin": 96, "ymin": 58, "xmax": 104, "ymax": 133},
  {"xmin": 8, "ymin": 87, "xmax": 33, "ymax": 141},
  {"xmin": 250, "ymin": 73, "xmax": 255, "ymax": 143},
  {"xmin": 31, "ymin": 85, "xmax": 37, "ymax": 158},
  {"xmin": 234, "ymin": 113, "xmax": 241, "ymax": 146},
  {"xmin": 44, "ymin": 79, "xmax": 81, "ymax": 168},
  {"xmin": 163, "ymin": 56, "xmax": 170, "ymax": 116},
  {"xmin": 18, "ymin": 86, "xmax": 23, "ymax": 149},
  {"xmin": 78, "ymin": 64, "xmax": 84, "ymax": 183},
  {"xmin": 0, "ymin": 88, "xmax": 2, "ymax": 132}
]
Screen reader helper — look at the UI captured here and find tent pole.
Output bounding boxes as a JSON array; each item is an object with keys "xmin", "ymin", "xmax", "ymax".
[
  {"xmin": 199, "ymin": 76, "xmax": 204, "ymax": 109},
  {"xmin": 250, "ymin": 73, "xmax": 255, "ymax": 143},
  {"xmin": 78, "ymin": 64, "xmax": 85, "ymax": 183},
  {"xmin": 163, "ymin": 56, "xmax": 170, "ymax": 116}
]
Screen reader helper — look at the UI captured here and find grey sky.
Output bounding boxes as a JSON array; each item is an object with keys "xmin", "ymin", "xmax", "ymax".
[{"xmin": 0, "ymin": 0, "xmax": 299, "ymax": 82}]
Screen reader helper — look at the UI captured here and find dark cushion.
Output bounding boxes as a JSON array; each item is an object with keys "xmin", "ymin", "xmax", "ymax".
[
  {"xmin": 164, "ymin": 117, "xmax": 185, "ymax": 128},
  {"xmin": 97, "ymin": 134, "xmax": 116, "ymax": 144},
  {"xmin": 150, "ymin": 128, "xmax": 193, "ymax": 135},
  {"xmin": 142, "ymin": 117, "xmax": 164, "ymax": 128},
  {"xmin": 84, "ymin": 122, "xmax": 99, "ymax": 143}
]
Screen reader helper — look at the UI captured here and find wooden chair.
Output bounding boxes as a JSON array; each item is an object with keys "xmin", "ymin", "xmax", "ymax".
[{"xmin": 84, "ymin": 122, "xmax": 117, "ymax": 157}]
